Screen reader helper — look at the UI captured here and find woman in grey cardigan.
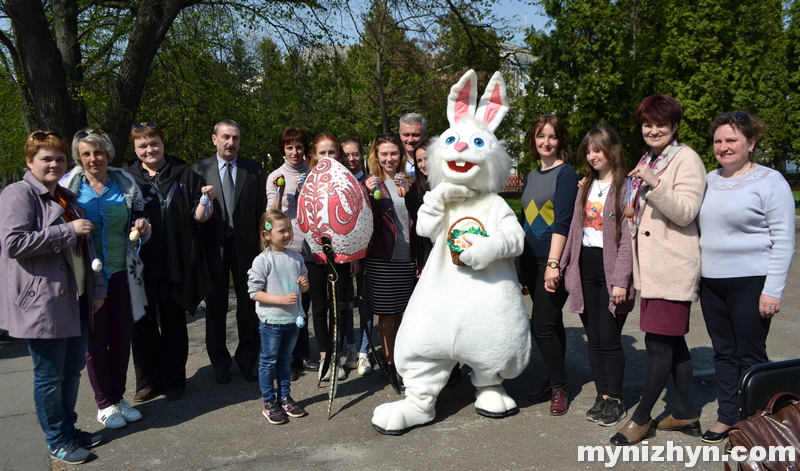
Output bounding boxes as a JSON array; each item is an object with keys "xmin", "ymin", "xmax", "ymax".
[
  {"xmin": 63, "ymin": 128, "xmax": 151, "ymax": 431},
  {"xmin": 0, "ymin": 132, "xmax": 106, "ymax": 465},
  {"xmin": 698, "ymin": 112, "xmax": 795, "ymax": 443}
]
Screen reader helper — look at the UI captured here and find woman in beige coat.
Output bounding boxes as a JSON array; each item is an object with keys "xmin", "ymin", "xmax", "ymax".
[{"xmin": 610, "ymin": 94, "xmax": 706, "ymax": 446}]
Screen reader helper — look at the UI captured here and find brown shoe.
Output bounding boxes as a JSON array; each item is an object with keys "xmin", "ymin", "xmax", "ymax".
[
  {"xmin": 610, "ymin": 419, "xmax": 656, "ymax": 445},
  {"xmin": 550, "ymin": 388, "xmax": 568, "ymax": 416},
  {"xmin": 656, "ymin": 414, "xmax": 702, "ymax": 437},
  {"xmin": 133, "ymin": 387, "xmax": 161, "ymax": 403}
]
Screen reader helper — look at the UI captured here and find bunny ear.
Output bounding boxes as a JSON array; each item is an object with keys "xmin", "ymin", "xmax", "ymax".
[
  {"xmin": 447, "ymin": 69, "xmax": 478, "ymax": 126},
  {"xmin": 475, "ymin": 71, "xmax": 509, "ymax": 132}
]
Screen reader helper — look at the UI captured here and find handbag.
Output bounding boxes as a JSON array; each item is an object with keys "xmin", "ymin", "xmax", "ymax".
[{"xmin": 724, "ymin": 392, "xmax": 800, "ymax": 471}]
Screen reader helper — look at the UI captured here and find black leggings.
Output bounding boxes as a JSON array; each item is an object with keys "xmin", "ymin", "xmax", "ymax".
[
  {"xmin": 578, "ymin": 246, "xmax": 627, "ymax": 399},
  {"xmin": 522, "ymin": 253, "xmax": 568, "ymax": 390},
  {"xmin": 306, "ymin": 261, "xmax": 350, "ymax": 356},
  {"xmin": 631, "ymin": 332, "xmax": 695, "ymax": 425}
]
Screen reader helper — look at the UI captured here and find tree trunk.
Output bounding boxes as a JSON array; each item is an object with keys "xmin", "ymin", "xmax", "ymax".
[
  {"xmin": 52, "ymin": 0, "xmax": 87, "ymax": 130},
  {"xmin": 5, "ymin": 0, "xmax": 77, "ymax": 136},
  {"xmin": 104, "ymin": 0, "xmax": 199, "ymax": 166}
]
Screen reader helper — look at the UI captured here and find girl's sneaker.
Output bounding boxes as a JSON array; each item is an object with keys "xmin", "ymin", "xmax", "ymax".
[
  {"xmin": 263, "ymin": 401, "xmax": 289, "ymax": 424},
  {"xmin": 117, "ymin": 399, "xmax": 142, "ymax": 422},
  {"xmin": 280, "ymin": 396, "xmax": 308, "ymax": 418},
  {"xmin": 586, "ymin": 395, "xmax": 606, "ymax": 423},
  {"xmin": 598, "ymin": 399, "xmax": 627, "ymax": 427}
]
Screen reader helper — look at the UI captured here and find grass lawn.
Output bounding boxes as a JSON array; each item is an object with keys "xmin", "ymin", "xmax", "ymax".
[
  {"xmin": 794, "ymin": 190, "xmax": 800, "ymax": 215},
  {"xmin": 504, "ymin": 196, "xmax": 522, "ymax": 220}
]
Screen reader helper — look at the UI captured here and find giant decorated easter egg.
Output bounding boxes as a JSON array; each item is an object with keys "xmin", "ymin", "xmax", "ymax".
[{"xmin": 297, "ymin": 157, "xmax": 373, "ymax": 264}]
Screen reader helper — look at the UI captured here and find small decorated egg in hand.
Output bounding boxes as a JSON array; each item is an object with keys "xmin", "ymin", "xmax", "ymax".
[
  {"xmin": 296, "ymin": 315, "xmax": 306, "ymax": 328},
  {"xmin": 276, "ymin": 176, "xmax": 285, "ymax": 186},
  {"xmin": 129, "ymin": 229, "xmax": 140, "ymax": 242},
  {"xmin": 373, "ymin": 176, "xmax": 381, "ymax": 200},
  {"xmin": 91, "ymin": 258, "xmax": 103, "ymax": 272}
]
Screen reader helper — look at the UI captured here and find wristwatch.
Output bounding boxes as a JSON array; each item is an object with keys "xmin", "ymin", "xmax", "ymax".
[{"xmin": 547, "ymin": 261, "xmax": 559, "ymax": 269}]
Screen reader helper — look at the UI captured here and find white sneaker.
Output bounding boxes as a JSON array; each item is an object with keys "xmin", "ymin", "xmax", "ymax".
[
  {"xmin": 97, "ymin": 405, "xmax": 126, "ymax": 429},
  {"xmin": 344, "ymin": 348, "xmax": 358, "ymax": 369},
  {"xmin": 357, "ymin": 357, "xmax": 372, "ymax": 376},
  {"xmin": 319, "ymin": 362, "xmax": 347, "ymax": 381},
  {"xmin": 116, "ymin": 399, "xmax": 142, "ymax": 422}
]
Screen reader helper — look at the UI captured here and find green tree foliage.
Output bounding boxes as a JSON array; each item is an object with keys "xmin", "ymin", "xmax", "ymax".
[
  {"xmin": 0, "ymin": 0, "xmax": 322, "ymax": 171},
  {"xmin": 0, "ymin": 77, "xmax": 26, "ymax": 186},
  {"xmin": 522, "ymin": 0, "xmax": 790, "ymax": 173}
]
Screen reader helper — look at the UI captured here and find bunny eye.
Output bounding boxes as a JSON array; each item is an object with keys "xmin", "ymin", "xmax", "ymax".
[
  {"xmin": 471, "ymin": 133, "xmax": 492, "ymax": 150},
  {"xmin": 442, "ymin": 132, "xmax": 460, "ymax": 146}
]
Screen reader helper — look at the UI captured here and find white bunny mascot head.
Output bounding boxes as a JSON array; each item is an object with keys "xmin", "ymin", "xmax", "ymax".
[
  {"xmin": 427, "ymin": 70, "xmax": 512, "ymax": 195},
  {"xmin": 372, "ymin": 69, "xmax": 531, "ymax": 436}
]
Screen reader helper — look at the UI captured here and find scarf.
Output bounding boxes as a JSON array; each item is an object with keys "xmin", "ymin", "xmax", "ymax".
[
  {"xmin": 628, "ymin": 139, "xmax": 685, "ymax": 237},
  {"xmin": 47, "ymin": 186, "xmax": 86, "ymax": 257}
]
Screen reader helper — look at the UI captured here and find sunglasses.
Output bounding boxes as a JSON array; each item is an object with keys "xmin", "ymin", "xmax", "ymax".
[
  {"xmin": 30, "ymin": 131, "xmax": 64, "ymax": 141},
  {"xmin": 375, "ymin": 133, "xmax": 399, "ymax": 141},
  {"xmin": 733, "ymin": 112, "xmax": 751, "ymax": 125},
  {"xmin": 76, "ymin": 129, "xmax": 105, "ymax": 139},
  {"xmin": 132, "ymin": 122, "xmax": 158, "ymax": 131}
]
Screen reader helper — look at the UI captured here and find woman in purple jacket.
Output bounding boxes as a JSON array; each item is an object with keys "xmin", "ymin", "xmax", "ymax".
[
  {"xmin": 0, "ymin": 132, "xmax": 106, "ymax": 465},
  {"xmin": 560, "ymin": 125, "xmax": 634, "ymax": 428}
]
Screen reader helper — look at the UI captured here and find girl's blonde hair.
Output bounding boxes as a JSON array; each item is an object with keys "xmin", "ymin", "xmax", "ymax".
[
  {"xmin": 367, "ymin": 133, "xmax": 408, "ymax": 181},
  {"xmin": 259, "ymin": 210, "xmax": 291, "ymax": 251}
]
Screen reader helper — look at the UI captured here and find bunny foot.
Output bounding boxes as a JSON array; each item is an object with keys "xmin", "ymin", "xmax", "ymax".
[
  {"xmin": 474, "ymin": 385, "xmax": 519, "ymax": 418},
  {"xmin": 372, "ymin": 400, "xmax": 435, "ymax": 435}
]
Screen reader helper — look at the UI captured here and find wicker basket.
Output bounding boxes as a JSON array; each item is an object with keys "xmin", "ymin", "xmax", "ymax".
[{"xmin": 447, "ymin": 216, "xmax": 486, "ymax": 266}]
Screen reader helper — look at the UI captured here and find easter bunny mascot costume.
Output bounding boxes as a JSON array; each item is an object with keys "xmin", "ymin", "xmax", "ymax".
[{"xmin": 372, "ymin": 70, "xmax": 531, "ymax": 435}]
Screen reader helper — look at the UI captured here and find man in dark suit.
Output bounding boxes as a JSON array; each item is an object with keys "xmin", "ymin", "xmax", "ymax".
[{"xmin": 194, "ymin": 120, "xmax": 266, "ymax": 384}]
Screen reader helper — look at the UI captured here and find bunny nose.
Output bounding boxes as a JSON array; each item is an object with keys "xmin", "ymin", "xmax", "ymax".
[{"xmin": 454, "ymin": 141, "xmax": 468, "ymax": 152}]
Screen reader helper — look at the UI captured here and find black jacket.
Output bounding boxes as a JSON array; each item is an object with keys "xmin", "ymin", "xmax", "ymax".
[
  {"xmin": 192, "ymin": 155, "xmax": 266, "ymax": 274},
  {"xmin": 124, "ymin": 155, "xmax": 212, "ymax": 313}
]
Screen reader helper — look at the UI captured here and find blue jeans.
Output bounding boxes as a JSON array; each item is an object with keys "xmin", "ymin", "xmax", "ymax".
[
  {"xmin": 259, "ymin": 322, "xmax": 299, "ymax": 404},
  {"xmin": 27, "ymin": 297, "xmax": 89, "ymax": 448},
  {"xmin": 354, "ymin": 272, "xmax": 373, "ymax": 354}
]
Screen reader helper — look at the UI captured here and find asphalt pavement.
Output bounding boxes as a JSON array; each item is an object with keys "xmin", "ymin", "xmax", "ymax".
[{"xmin": 1, "ymin": 220, "xmax": 798, "ymax": 471}]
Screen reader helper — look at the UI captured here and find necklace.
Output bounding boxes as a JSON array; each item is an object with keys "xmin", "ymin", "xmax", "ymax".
[{"xmin": 597, "ymin": 181, "xmax": 611, "ymax": 197}]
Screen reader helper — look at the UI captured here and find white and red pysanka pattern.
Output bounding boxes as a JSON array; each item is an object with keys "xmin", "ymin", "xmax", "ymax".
[{"xmin": 297, "ymin": 157, "xmax": 373, "ymax": 264}]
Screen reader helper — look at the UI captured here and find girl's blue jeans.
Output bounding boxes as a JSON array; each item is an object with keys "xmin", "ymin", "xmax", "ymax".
[{"xmin": 258, "ymin": 322, "xmax": 299, "ymax": 404}]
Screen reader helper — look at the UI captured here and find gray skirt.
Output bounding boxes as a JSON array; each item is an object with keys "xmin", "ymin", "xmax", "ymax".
[{"xmin": 363, "ymin": 258, "xmax": 417, "ymax": 316}]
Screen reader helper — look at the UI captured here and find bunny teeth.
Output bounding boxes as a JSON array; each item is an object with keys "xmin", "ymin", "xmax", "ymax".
[{"xmin": 447, "ymin": 160, "xmax": 476, "ymax": 173}]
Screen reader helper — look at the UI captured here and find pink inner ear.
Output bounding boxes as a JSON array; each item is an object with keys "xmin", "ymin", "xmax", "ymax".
[
  {"xmin": 454, "ymin": 79, "xmax": 472, "ymax": 123},
  {"xmin": 483, "ymin": 86, "xmax": 502, "ymax": 125}
]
